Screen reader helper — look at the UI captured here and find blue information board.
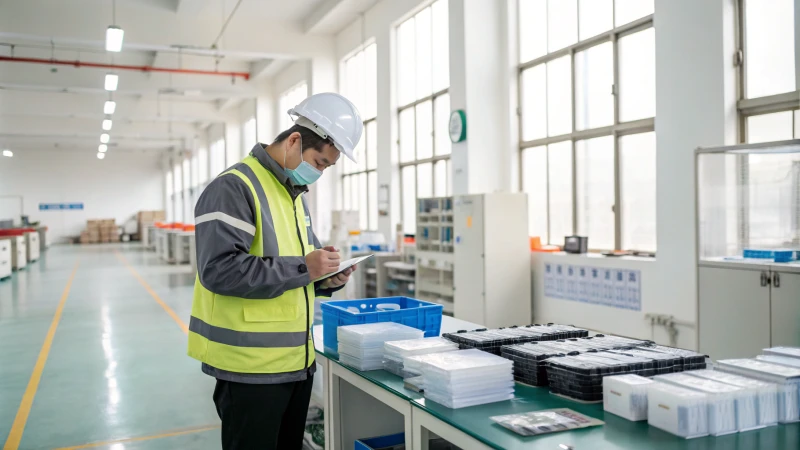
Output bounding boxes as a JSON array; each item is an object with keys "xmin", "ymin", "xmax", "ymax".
[{"xmin": 39, "ymin": 203, "xmax": 84, "ymax": 211}]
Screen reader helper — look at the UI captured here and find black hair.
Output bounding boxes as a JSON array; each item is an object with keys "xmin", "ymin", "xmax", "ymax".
[{"xmin": 273, "ymin": 125, "xmax": 333, "ymax": 152}]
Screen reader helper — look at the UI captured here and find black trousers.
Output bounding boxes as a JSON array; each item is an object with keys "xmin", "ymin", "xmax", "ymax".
[{"xmin": 213, "ymin": 375, "xmax": 314, "ymax": 450}]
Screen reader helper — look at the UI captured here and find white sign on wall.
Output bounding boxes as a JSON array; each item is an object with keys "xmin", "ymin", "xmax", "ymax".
[{"xmin": 544, "ymin": 263, "xmax": 641, "ymax": 311}]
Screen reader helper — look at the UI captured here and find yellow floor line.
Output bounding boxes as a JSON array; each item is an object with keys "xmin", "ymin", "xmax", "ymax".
[
  {"xmin": 114, "ymin": 251, "xmax": 189, "ymax": 334},
  {"xmin": 53, "ymin": 424, "xmax": 220, "ymax": 450},
  {"xmin": 3, "ymin": 262, "xmax": 80, "ymax": 450}
]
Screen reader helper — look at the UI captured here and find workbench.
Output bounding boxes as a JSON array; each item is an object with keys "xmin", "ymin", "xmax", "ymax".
[{"xmin": 313, "ymin": 317, "xmax": 800, "ymax": 450}]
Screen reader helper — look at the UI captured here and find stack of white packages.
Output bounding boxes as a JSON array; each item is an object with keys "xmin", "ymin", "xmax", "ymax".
[
  {"xmin": 647, "ymin": 382, "xmax": 710, "ymax": 439},
  {"xmin": 603, "ymin": 374, "xmax": 653, "ymax": 421},
  {"xmin": 337, "ymin": 322, "xmax": 424, "ymax": 371},
  {"xmin": 763, "ymin": 347, "xmax": 800, "ymax": 359},
  {"xmin": 417, "ymin": 349, "xmax": 515, "ymax": 409},
  {"xmin": 383, "ymin": 337, "xmax": 459, "ymax": 378},
  {"xmin": 686, "ymin": 369, "xmax": 779, "ymax": 428},
  {"xmin": 716, "ymin": 359, "xmax": 800, "ymax": 423},
  {"xmin": 654, "ymin": 373, "xmax": 754, "ymax": 435},
  {"xmin": 757, "ymin": 354, "xmax": 800, "ymax": 369}
]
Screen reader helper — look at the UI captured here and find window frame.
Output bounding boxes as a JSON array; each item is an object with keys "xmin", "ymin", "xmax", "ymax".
[
  {"xmin": 396, "ymin": 0, "xmax": 452, "ymax": 232},
  {"xmin": 734, "ymin": 0, "xmax": 800, "ymax": 247},
  {"xmin": 517, "ymin": 7, "xmax": 655, "ymax": 251},
  {"xmin": 340, "ymin": 42, "xmax": 378, "ymax": 231}
]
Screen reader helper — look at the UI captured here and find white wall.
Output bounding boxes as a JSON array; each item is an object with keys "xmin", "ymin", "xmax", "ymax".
[{"xmin": 0, "ymin": 150, "xmax": 163, "ymax": 243}]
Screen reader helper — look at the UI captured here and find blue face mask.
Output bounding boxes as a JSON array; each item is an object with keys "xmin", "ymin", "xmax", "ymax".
[{"xmin": 284, "ymin": 136, "xmax": 322, "ymax": 186}]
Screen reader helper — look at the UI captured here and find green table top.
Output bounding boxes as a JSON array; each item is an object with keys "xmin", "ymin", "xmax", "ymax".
[
  {"xmin": 313, "ymin": 325, "xmax": 799, "ymax": 449},
  {"xmin": 412, "ymin": 383, "xmax": 800, "ymax": 450}
]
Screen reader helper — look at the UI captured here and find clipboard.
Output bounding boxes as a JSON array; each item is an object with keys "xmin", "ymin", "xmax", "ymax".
[{"xmin": 311, "ymin": 254, "xmax": 374, "ymax": 283}]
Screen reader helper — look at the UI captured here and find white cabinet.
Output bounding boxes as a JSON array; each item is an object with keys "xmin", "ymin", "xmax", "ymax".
[
  {"xmin": 0, "ymin": 236, "xmax": 26, "ymax": 270},
  {"xmin": 453, "ymin": 193, "xmax": 531, "ymax": 328},
  {"xmin": 699, "ymin": 263, "xmax": 800, "ymax": 360},
  {"xmin": 0, "ymin": 239, "xmax": 11, "ymax": 280},
  {"xmin": 25, "ymin": 232, "xmax": 39, "ymax": 262},
  {"xmin": 770, "ymin": 270, "xmax": 800, "ymax": 348},
  {"xmin": 699, "ymin": 266, "xmax": 771, "ymax": 360}
]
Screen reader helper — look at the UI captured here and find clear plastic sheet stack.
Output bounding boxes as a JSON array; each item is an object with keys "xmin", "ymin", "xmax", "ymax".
[
  {"xmin": 382, "ymin": 337, "xmax": 459, "ymax": 378},
  {"xmin": 686, "ymin": 369, "xmax": 779, "ymax": 428},
  {"xmin": 716, "ymin": 359, "xmax": 800, "ymax": 423},
  {"xmin": 763, "ymin": 346, "xmax": 800, "ymax": 359},
  {"xmin": 443, "ymin": 324, "xmax": 589, "ymax": 355},
  {"xmin": 647, "ymin": 382, "xmax": 710, "ymax": 439},
  {"xmin": 603, "ymin": 374, "xmax": 653, "ymax": 421},
  {"xmin": 654, "ymin": 373, "xmax": 757, "ymax": 435},
  {"xmin": 337, "ymin": 322, "xmax": 424, "ymax": 371},
  {"xmin": 416, "ymin": 349, "xmax": 515, "ymax": 409}
]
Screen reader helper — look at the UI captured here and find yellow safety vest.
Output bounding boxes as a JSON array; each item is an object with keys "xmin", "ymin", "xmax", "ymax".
[{"xmin": 187, "ymin": 155, "xmax": 315, "ymax": 376}]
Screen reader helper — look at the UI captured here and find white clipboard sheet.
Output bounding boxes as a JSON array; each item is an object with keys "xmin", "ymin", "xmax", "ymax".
[{"xmin": 311, "ymin": 254, "xmax": 374, "ymax": 283}]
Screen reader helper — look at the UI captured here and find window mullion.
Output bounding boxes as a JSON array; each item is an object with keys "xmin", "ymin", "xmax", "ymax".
[
  {"xmin": 612, "ymin": 29, "xmax": 621, "ymax": 250},
  {"xmin": 570, "ymin": 46, "xmax": 578, "ymax": 236}
]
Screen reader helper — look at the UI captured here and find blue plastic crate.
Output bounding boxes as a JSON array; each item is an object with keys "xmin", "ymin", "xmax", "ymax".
[
  {"xmin": 355, "ymin": 432, "xmax": 404, "ymax": 450},
  {"xmin": 321, "ymin": 297, "xmax": 443, "ymax": 357}
]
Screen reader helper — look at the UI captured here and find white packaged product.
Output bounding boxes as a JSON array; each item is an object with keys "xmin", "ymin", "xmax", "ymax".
[
  {"xmin": 654, "ymin": 373, "xmax": 753, "ymax": 434},
  {"xmin": 763, "ymin": 347, "xmax": 800, "ymax": 360},
  {"xmin": 757, "ymin": 354, "xmax": 800, "ymax": 369},
  {"xmin": 647, "ymin": 382, "xmax": 709, "ymax": 439},
  {"xmin": 716, "ymin": 359, "xmax": 800, "ymax": 423},
  {"xmin": 603, "ymin": 374, "xmax": 653, "ymax": 421},
  {"xmin": 686, "ymin": 369, "xmax": 779, "ymax": 427}
]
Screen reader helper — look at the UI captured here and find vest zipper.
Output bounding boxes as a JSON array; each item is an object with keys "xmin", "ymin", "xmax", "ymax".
[{"xmin": 292, "ymin": 201, "xmax": 311, "ymax": 376}]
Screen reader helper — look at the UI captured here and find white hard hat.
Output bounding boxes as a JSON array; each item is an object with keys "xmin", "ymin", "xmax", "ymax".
[{"xmin": 288, "ymin": 92, "xmax": 363, "ymax": 163}]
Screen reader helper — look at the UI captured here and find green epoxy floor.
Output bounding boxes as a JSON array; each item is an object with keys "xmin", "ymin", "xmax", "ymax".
[{"xmin": 0, "ymin": 244, "xmax": 220, "ymax": 450}]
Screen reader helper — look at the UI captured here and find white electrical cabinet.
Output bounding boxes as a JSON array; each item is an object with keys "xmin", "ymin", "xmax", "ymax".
[
  {"xmin": 0, "ymin": 235, "xmax": 27, "ymax": 270},
  {"xmin": 25, "ymin": 231, "xmax": 39, "ymax": 262},
  {"xmin": 453, "ymin": 193, "xmax": 531, "ymax": 328},
  {"xmin": 0, "ymin": 239, "xmax": 11, "ymax": 280}
]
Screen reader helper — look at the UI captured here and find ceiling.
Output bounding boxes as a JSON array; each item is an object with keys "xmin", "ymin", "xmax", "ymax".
[{"xmin": 0, "ymin": 0, "xmax": 376, "ymax": 156}]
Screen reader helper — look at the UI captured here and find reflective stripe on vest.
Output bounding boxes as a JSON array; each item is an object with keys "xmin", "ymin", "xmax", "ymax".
[{"xmin": 187, "ymin": 155, "xmax": 315, "ymax": 376}]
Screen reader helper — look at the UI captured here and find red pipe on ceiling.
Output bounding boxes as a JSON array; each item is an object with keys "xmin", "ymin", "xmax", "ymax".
[{"xmin": 0, "ymin": 55, "xmax": 251, "ymax": 80}]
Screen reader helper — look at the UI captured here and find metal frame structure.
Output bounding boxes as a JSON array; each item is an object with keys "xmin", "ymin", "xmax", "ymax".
[
  {"xmin": 396, "ymin": 0, "xmax": 452, "ymax": 232},
  {"xmin": 693, "ymin": 138, "xmax": 800, "ymax": 351},
  {"xmin": 339, "ymin": 41, "xmax": 379, "ymax": 231},
  {"xmin": 734, "ymin": 0, "xmax": 800, "ymax": 245},
  {"xmin": 516, "ymin": 5, "xmax": 655, "ymax": 251},
  {"xmin": 341, "ymin": 117, "xmax": 378, "ymax": 230}
]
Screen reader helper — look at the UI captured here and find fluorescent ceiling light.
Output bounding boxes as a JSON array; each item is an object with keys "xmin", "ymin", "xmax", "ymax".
[
  {"xmin": 102, "ymin": 119, "xmax": 113, "ymax": 131},
  {"xmin": 97, "ymin": 152, "xmax": 106, "ymax": 160},
  {"xmin": 2, "ymin": 150, "xmax": 12, "ymax": 158},
  {"xmin": 99, "ymin": 144, "xmax": 108, "ymax": 153},
  {"xmin": 104, "ymin": 100, "xmax": 116, "ymax": 114},
  {"xmin": 100, "ymin": 133, "xmax": 110, "ymax": 143},
  {"xmin": 106, "ymin": 26, "xmax": 124, "ymax": 52},
  {"xmin": 105, "ymin": 73, "xmax": 118, "ymax": 91}
]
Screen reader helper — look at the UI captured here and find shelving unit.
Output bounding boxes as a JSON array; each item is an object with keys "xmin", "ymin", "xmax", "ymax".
[
  {"xmin": 383, "ymin": 246, "xmax": 416, "ymax": 297},
  {"xmin": 351, "ymin": 251, "xmax": 400, "ymax": 299},
  {"xmin": 416, "ymin": 197, "xmax": 455, "ymax": 314}
]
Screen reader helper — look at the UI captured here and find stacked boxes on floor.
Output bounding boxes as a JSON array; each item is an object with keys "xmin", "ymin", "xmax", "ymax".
[
  {"xmin": 686, "ymin": 370, "xmax": 779, "ymax": 428},
  {"xmin": 647, "ymin": 382, "xmax": 711, "ymax": 439},
  {"xmin": 136, "ymin": 210, "xmax": 165, "ymax": 241},
  {"xmin": 82, "ymin": 219, "xmax": 118, "ymax": 244}
]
